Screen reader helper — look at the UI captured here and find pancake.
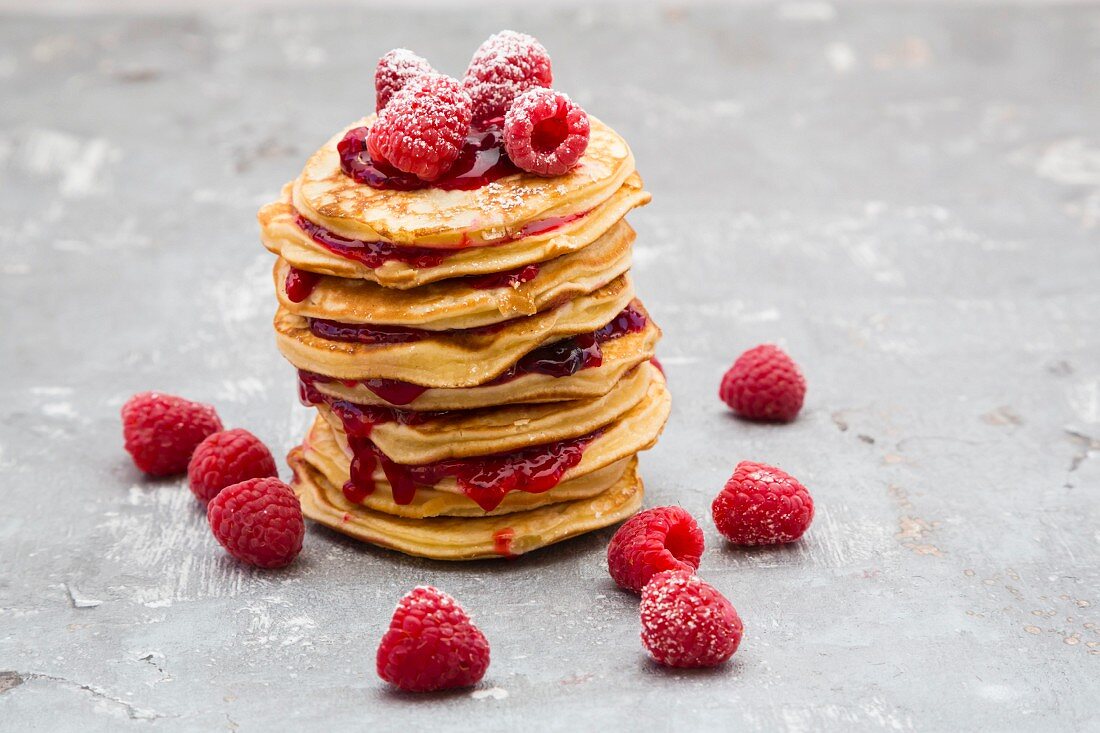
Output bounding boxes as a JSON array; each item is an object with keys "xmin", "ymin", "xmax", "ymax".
[
  {"xmin": 314, "ymin": 370, "xmax": 670, "ymax": 492},
  {"xmin": 301, "ymin": 416, "xmax": 632, "ymax": 518},
  {"xmin": 274, "ymin": 276, "xmax": 635, "ymax": 386},
  {"xmin": 274, "ymin": 219, "xmax": 634, "ymax": 330},
  {"xmin": 293, "ymin": 115, "xmax": 634, "ymax": 248},
  {"xmin": 260, "ymin": 175, "xmax": 649, "ymax": 289},
  {"xmin": 304, "ymin": 317, "xmax": 660, "ymax": 411},
  {"xmin": 316, "ymin": 361, "xmax": 659, "ymax": 464},
  {"xmin": 289, "ymin": 446, "xmax": 644, "ymax": 560}
]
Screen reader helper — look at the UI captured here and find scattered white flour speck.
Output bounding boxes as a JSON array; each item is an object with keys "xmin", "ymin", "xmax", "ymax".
[{"xmin": 471, "ymin": 687, "xmax": 509, "ymax": 701}]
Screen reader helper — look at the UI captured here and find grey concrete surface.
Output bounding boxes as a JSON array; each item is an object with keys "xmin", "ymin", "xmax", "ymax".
[{"xmin": 1, "ymin": 2, "xmax": 1098, "ymax": 731}]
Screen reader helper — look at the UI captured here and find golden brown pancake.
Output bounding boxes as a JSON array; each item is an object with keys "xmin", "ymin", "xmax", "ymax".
[
  {"xmin": 313, "ymin": 369, "xmax": 670, "ymax": 487},
  {"xmin": 260, "ymin": 175, "xmax": 649, "ymax": 289},
  {"xmin": 274, "ymin": 219, "xmax": 634, "ymax": 329},
  {"xmin": 302, "ymin": 317, "xmax": 659, "ymax": 411},
  {"xmin": 293, "ymin": 115, "xmax": 634, "ymax": 247},
  {"xmin": 273, "ymin": 277, "xmax": 636, "ymax": 386},
  {"xmin": 316, "ymin": 362, "xmax": 660, "ymax": 464},
  {"xmin": 289, "ymin": 447, "xmax": 643, "ymax": 560},
  {"xmin": 300, "ymin": 416, "xmax": 632, "ymax": 518}
]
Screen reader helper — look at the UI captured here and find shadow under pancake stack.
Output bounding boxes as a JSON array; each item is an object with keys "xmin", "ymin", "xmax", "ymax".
[{"xmin": 258, "ymin": 78, "xmax": 669, "ymax": 561}]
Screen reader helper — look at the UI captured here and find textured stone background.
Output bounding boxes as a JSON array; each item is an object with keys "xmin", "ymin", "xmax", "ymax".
[{"xmin": 1, "ymin": 1, "xmax": 1098, "ymax": 730}]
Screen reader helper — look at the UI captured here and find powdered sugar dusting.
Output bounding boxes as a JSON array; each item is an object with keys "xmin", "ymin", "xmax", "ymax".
[{"xmin": 640, "ymin": 571, "xmax": 743, "ymax": 668}]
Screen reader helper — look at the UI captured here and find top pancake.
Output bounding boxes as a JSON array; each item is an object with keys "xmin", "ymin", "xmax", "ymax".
[{"xmin": 292, "ymin": 115, "xmax": 635, "ymax": 248}]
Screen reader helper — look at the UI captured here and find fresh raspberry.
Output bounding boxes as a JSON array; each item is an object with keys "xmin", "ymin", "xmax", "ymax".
[
  {"xmin": 367, "ymin": 73, "xmax": 473, "ymax": 181},
  {"xmin": 719, "ymin": 344, "xmax": 806, "ymax": 422},
  {"xmin": 207, "ymin": 477, "xmax": 304, "ymax": 569},
  {"xmin": 606, "ymin": 506, "xmax": 704, "ymax": 594},
  {"xmin": 376, "ymin": 586, "xmax": 490, "ymax": 692},
  {"xmin": 188, "ymin": 429, "xmax": 278, "ymax": 504},
  {"xmin": 462, "ymin": 30, "xmax": 553, "ymax": 122},
  {"xmin": 121, "ymin": 392, "xmax": 222, "ymax": 476},
  {"xmin": 504, "ymin": 89, "xmax": 590, "ymax": 176},
  {"xmin": 640, "ymin": 571, "xmax": 744, "ymax": 668},
  {"xmin": 712, "ymin": 461, "xmax": 814, "ymax": 545},
  {"xmin": 375, "ymin": 48, "xmax": 434, "ymax": 112}
]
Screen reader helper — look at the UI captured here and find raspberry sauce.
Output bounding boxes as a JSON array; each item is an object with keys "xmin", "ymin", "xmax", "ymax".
[
  {"xmin": 298, "ymin": 370, "xmax": 430, "ymax": 407},
  {"xmin": 493, "ymin": 528, "xmax": 516, "ymax": 557},
  {"xmin": 308, "ymin": 319, "xmax": 429, "ymax": 345},
  {"xmin": 465, "ymin": 264, "xmax": 540, "ymax": 290},
  {"xmin": 297, "ymin": 215, "xmax": 447, "ymax": 270},
  {"xmin": 307, "ymin": 315, "xmax": 516, "ymax": 345},
  {"xmin": 299, "ymin": 372, "xmax": 440, "ymax": 437},
  {"xmin": 342, "ymin": 430, "xmax": 599, "ymax": 512},
  {"xmin": 284, "ymin": 267, "xmax": 321, "ymax": 303},
  {"xmin": 338, "ymin": 125, "xmax": 520, "ymax": 192},
  {"xmin": 303, "ymin": 303, "xmax": 648, "ymax": 395},
  {"xmin": 297, "ymin": 209, "xmax": 591, "ymax": 271}
]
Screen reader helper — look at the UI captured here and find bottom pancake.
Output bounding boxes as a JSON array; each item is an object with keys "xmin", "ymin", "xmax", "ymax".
[{"xmin": 289, "ymin": 447, "xmax": 644, "ymax": 561}]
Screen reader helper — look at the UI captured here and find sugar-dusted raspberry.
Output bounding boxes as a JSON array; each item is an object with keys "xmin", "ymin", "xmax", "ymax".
[
  {"xmin": 712, "ymin": 461, "xmax": 814, "ymax": 545},
  {"xmin": 207, "ymin": 477, "xmax": 304, "ymax": 568},
  {"xmin": 463, "ymin": 30, "xmax": 553, "ymax": 122},
  {"xmin": 366, "ymin": 73, "xmax": 473, "ymax": 181},
  {"xmin": 503, "ymin": 89, "xmax": 590, "ymax": 176},
  {"xmin": 375, "ymin": 48, "xmax": 434, "ymax": 112},
  {"xmin": 121, "ymin": 392, "xmax": 223, "ymax": 476},
  {"xmin": 376, "ymin": 586, "xmax": 490, "ymax": 692},
  {"xmin": 640, "ymin": 571, "xmax": 744, "ymax": 668},
  {"xmin": 719, "ymin": 344, "xmax": 806, "ymax": 422},
  {"xmin": 607, "ymin": 506, "xmax": 704, "ymax": 594},
  {"xmin": 188, "ymin": 429, "xmax": 278, "ymax": 504}
]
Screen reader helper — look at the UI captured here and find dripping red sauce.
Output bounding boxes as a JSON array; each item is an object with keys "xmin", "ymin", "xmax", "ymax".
[
  {"xmin": 284, "ymin": 267, "xmax": 322, "ymax": 303},
  {"xmin": 298, "ymin": 373, "xmax": 445, "ymax": 438},
  {"xmin": 493, "ymin": 528, "xmax": 516, "ymax": 557},
  {"xmin": 341, "ymin": 430, "xmax": 601, "ymax": 512}
]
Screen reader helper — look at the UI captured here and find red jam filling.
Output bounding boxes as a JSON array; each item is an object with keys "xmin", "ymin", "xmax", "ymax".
[
  {"xmin": 298, "ymin": 373, "xmax": 442, "ymax": 437},
  {"xmin": 337, "ymin": 125, "xmax": 520, "ymax": 192},
  {"xmin": 299, "ymin": 371, "xmax": 429, "ymax": 407},
  {"xmin": 342, "ymin": 430, "xmax": 599, "ymax": 512},
  {"xmin": 296, "ymin": 215, "xmax": 447, "ymax": 270},
  {"xmin": 465, "ymin": 264, "xmax": 540, "ymax": 290},
  {"xmin": 308, "ymin": 319, "xmax": 430, "ymax": 345},
  {"xmin": 284, "ymin": 267, "xmax": 321, "ymax": 303},
  {"xmin": 493, "ymin": 528, "xmax": 516, "ymax": 557},
  {"xmin": 296, "ymin": 210, "xmax": 589, "ymax": 272},
  {"xmin": 307, "ymin": 314, "xmax": 516, "ymax": 345},
  {"xmin": 302, "ymin": 303, "xmax": 648, "ymax": 395}
]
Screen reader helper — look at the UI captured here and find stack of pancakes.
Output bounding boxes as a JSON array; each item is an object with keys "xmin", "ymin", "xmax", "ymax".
[{"xmin": 259, "ymin": 116, "xmax": 670, "ymax": 560}]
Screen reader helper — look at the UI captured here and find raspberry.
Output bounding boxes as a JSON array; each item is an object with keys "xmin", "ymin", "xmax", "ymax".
[
  {"xmin": 719, "ymin": 344, "xmax": 806, "ymax": 422},
  {"xmin": 463, "ymin": 30, "xmax": 553, "ymax": 122},
  {"xmin": 366, "ymin": 73, "xmax": 472, "ymax": 181},
  {"xmin": 376, "ymin": 586, "xmax": 490, "ymax": 692},
  {"xmin": 207, "ymin": 477, "xmax": 304, "ymax": 568},
  {"xmin": 640, "ymin": 571, "xmax": 744, "ymax": 668},
  {"xmin": 121, "ymin": 392, "xmax": 222, "ymax": 476},
  {"xmin": 188, "ymin": 429, "xmax": 278, "ymax": 504},
  {"xmin": 375, "ymin": 48, "xmax": 434, "ymax": 111},
  {"xmin": 712, "ymin": 461, "xmax": 814, "ymax": 545},
  {"xmin": 606, "ymin": 506, "xmax": 704, "ymax": 594},
  {"xmin": 504, "ymin": 89, "xmax": 590, "ymax": 176}
]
